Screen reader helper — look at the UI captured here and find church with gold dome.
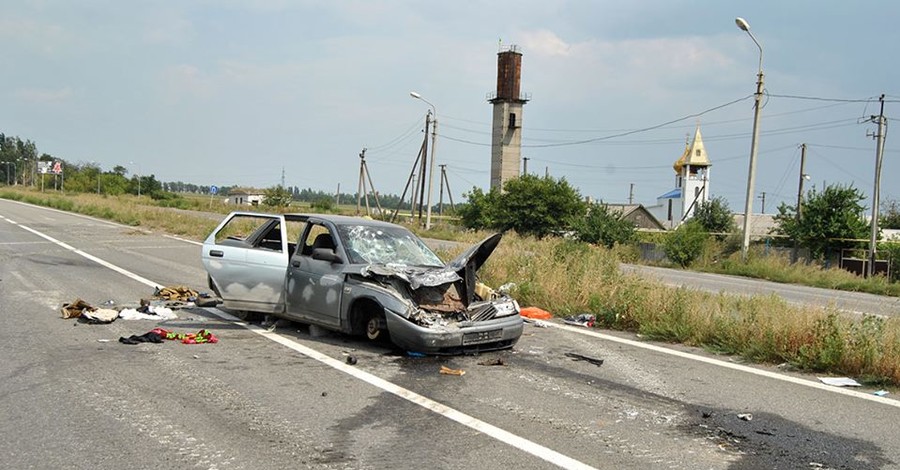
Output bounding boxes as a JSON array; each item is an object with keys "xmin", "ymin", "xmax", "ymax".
[{"xmin": 647, "ymin": 124, "xmax": 711, "ymax": 229}]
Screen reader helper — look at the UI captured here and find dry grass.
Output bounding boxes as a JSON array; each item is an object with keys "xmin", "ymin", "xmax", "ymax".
[{"xmin": 474, "ymin": 233, "xmax": 900, "ymax": 386}]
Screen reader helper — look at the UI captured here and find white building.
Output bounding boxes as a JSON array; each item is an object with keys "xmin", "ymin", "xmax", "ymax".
[{"xmin": 648, "ymin": 125, "xmax": 712, "ymax": 228}]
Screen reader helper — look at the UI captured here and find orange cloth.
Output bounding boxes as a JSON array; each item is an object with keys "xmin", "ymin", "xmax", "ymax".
[{"xmin": 519, "ymin": 306, "xmax": 552, "ymax": 320}]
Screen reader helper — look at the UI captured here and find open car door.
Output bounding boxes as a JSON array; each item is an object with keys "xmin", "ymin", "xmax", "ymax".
[{"xmin": 201, "ymin": 212, "xmax": 294, "ymax": 313}]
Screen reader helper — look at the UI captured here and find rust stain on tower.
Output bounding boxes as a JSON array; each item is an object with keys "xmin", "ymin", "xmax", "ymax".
[{"xmin": 488, "ymin": 45, "xmax": 529, "ymax": 190}]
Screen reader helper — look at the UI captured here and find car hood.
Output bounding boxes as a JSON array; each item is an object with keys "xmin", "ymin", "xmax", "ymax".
[{"xmin": 360, "ymin": 233, "xmax": 502, "ymax": 303}]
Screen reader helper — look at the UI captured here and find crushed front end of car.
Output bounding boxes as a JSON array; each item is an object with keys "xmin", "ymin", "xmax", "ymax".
[{"xmin": 357, "ymin": 233, "xmax": 523, "ymax": 354}]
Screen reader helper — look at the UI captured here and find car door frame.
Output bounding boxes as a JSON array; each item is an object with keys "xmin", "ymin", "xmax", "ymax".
[
  {"xmin": 201, "ymin": 211, "xmax": 290, "ymax": 313},
  {"xmin": 285, "ymin": 218, "xmax": 346, "ymax": 328}
]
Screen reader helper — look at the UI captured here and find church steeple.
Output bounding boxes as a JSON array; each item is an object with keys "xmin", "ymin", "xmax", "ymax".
[{"xmin": 674, "ymin": 124, "xmax": 710, "ymax": 173}]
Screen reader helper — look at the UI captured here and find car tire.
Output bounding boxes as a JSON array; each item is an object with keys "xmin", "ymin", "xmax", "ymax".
[{"xmin": 363, "ymin": 309, "xmax": 389, "ymax": 342}]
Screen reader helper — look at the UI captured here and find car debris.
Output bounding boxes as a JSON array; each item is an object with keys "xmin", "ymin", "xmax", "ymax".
[
  {"xmin": 818, "ymin": 377, "xmax": 861, "ymax": 387},
  {"xmin": 346, "ymin": 355, "xmax": 358, "ymax": 365},
  {"xmin": 477, "ymin": 357, "xmax": 507, "ymax": 366},
  {"xmin": 874, "ymin": 390, "xmax": 890, "ymax": 397},
  {"xmin": 439, "ymin": 365, "xmax": 466, "ymax": 376},
  {"xmin": 737, "ymin": 413, "xmax": 753, "ymax": 421},
  {"xmin": 564, "ymin": 352, "xmax": 605, "ymax": 367}
]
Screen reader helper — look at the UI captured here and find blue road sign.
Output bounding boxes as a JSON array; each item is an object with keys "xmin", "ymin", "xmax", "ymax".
[{"xmin": 210, "ymin": 185, "xmax": 219, "ymax": 195}]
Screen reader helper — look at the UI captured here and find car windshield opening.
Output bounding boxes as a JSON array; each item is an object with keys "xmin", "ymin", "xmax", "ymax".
[{"xmin": 339, "ymin": 225, "xmax": 443, "ymax": 267}]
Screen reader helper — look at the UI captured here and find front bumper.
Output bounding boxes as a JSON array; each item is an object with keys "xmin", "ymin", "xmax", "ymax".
[{"xmin": 384, "ymin": 309, "xmax": 524, "ymax": 355}]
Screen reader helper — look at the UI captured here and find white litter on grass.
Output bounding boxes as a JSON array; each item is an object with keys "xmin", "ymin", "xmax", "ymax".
[
  {"xmin": 118, "ymin": 306, "xmax": 177, "ymax": 320},
  {"xmin": 818, "ymin": 377, "xmax": 862, "ymax": 387}
]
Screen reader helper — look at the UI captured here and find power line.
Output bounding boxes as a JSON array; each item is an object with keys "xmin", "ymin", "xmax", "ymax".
[{"xmin": 766, "ymin": 93, "xmax": 900, "ymax": 103}]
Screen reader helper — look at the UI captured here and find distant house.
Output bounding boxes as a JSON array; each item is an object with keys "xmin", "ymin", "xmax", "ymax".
[
  {"xmin": 225, "ymin": 190, "xmax": 265, "ymax": 206},
  {"xmin": 604, "ymin": 204, "xmax": 667, "ymax": 231},
  {"xmin": 732, "ymin": 213, "xmax": 777, "ymax": 240}
]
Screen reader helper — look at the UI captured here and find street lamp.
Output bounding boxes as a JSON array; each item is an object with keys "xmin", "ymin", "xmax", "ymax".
[
  {"xmin": 410, "ymin": 91, "xmax": 438, "ymax": 230},
  {"xmin": 736, "ymin": 16, "xmax": 765, "ymax": 261},
  {"xmin": 129, "ymin": 161, "xmax": 141, "ymax": 197}
]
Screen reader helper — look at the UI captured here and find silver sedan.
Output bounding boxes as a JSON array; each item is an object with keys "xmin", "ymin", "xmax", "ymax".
[{"xmin": 201, "ymin": 212, "xmax": 523, "ymax": 354}]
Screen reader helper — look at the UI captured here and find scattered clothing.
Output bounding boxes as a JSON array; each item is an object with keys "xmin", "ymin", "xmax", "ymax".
[
  {"xmin": 118, "ymin": 328, "xmax": 218, "ymax": 345},
  {"xmin": 80, "ymin": 308, "xmax": 119, "ymax": 324},
  {"xmin": 152, "ymin": 327, "xmax": 218, "ymax": 344},
  {"xmin": 61, "ymin": 298, "xmax": 96, "ymax": 319},
  {"xmin": 154, "ymin": 285, "xmax": 199, "ymax": 302},
  {"xmin": 119, "ymin": 331, "xmax": 164, "ymax": 344},
  {"xmin": 118, "ymin": 306, "xmax": 177, "ymax": 321},
  {"xmin": 563, "ymin": 313, "xmax": 595, "ymax": 328}
]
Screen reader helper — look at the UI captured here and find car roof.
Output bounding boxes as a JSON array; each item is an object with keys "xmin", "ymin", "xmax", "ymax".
[{"xmin": 290, "ymin": 213, "xmax": 406, "ymax": 229}]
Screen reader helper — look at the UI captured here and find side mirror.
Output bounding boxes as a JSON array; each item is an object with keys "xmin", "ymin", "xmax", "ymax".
[{"xmin": 312, "ymin": 247, "xmax": 343, "ymax": 264}]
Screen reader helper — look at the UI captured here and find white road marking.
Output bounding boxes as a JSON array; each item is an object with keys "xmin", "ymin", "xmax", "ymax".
[
  {"xmin": 549, "ymin": 322, "xmax": 900, "ymax": 408},
  {"xmin": 2, "ymin": 217, "xmax": 163, "ymax": 291},
  {"xmin": 1, "ymin": 214, "xmax": 596, "ymax": 470}
]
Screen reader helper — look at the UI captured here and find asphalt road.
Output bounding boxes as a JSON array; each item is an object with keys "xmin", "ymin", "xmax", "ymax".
[{"xmin": 2, "ymin": 199, "xmax": 899, "ymax": 469}]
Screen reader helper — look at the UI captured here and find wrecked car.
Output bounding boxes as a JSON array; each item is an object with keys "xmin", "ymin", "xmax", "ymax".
[{"xmin": 200, "ymin": 212, "xmax": 523, "ymax": 354}]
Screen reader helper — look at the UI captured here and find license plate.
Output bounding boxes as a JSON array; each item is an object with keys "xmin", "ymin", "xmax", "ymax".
[{"xmin": 462, "ymin": 329, "xmax": 503, "ymax": 345}]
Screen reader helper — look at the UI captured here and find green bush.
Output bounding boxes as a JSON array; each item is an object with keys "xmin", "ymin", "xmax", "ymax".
[
  {"xmin": 663, "ymin": 220, "xmax": 708, "ymax": 267},
  {"xmin": 571, "ymin": 203, "xmax": 636, "ymax": 248},
  {"xmin": 310, "ymin": 197, "xmax": 335, "ymax": 213}
]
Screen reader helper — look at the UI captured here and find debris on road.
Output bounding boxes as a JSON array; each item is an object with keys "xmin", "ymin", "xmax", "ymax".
[
  {"xmin": 119, "ymin": 328, "xmax": 218, "ymax": 345},
  {"xmin": 118, "ymin": 305, "xmax": 177, "ymax": 320},
  {"xmin": 61, "ymin": 298, "xmax": 95, "ymax": 319},
  {"xmin": 406, "ymin": 351, "xmax": 427, "ymax": 358},
  {"xmin": 439, "ymin": 365, "xmax": 465, "ymax": 376},
  {"xmin": 562, "ymin": 313, "xmax": 595, "ymax": 328},
  {"xmin": 119, "ymin": 330, "xmax": 165, "ymax": 344},
  {"xmin": 564, "ymin": 352, "xmax": 605, "ymax": 367},
  {"xmin": 874, "ymin": 390, "xmax": 890, "ymax": 397},
  {"xmin": 346, "ymin": 355, "xmax": 358, "ymax": 365},
  {"xmin": 818, "ymin": 377, "xmax": 861, "ymax": 387},
  {"xmin": 477, "ymin": 357, "xmax": 507, "ymax": 366},
  {"xmin": 519, "ymin": 306, "xmax": 552, "ymax": 320},
  {"xmin": 80, "ymin": 308, "xmax": 119, "ymax": 324},
  {"xmin": 154, "ymin": 285, "xmax": 199, "ymax": 301},
  {"xmin": 737, "ymin": 413, "xmax": 753, "ymax": 422}
]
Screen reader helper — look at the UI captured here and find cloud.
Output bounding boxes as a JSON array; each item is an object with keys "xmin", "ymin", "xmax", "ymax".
[
  {"xmin": 143, "ymin": 15, "xmax": 194, "ymax": 45},
  {"xmin": 14, "ymin": 87, "xmax": 73, "ymax": 104},
  {"xmin": 521, "ymin": 30, "xmax": 572, "ymax": 57},
  {"xmin": 161, "ymin": 64, "xmax": 215, "ymax": 100},
  {"xmin": 0, "ymin": 17, "xmax": 71, "ymax": 54}
]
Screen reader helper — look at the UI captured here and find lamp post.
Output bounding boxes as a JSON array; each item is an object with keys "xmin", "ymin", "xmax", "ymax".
[
  {"xmin": 130, "ymin": 161, "xmax": 141, "ymax": 197},
  {"xmin": 410, "ymin": 91, "xmax": 438, "ymax": 230},
  {"xmin": 735, "ymin": 17, "xmax": 764, "ymax": 261}
]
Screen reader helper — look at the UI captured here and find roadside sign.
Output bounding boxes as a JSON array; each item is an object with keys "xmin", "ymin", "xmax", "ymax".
[{"xmin": 210, "ymin": 185, "xmax": 219, "ymax": 195}]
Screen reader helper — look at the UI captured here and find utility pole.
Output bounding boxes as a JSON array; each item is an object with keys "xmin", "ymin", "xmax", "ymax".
[
  {"xmin": 868, "ymin": 94, "xmax": 887, "ymax": 278},
  {"xmin": 792, "ymin": 143, "xmax": 807, "ymax": 263},
  {"xmin": 544, "ymin": 166, "xmax": 549, "ymax": 178},
  {"xmin": 628, "ymin": 183, "xmax": 634, "ymax": 205},
  {"xmin": 523, "ymin": 157, "xmax": 529, "ymax": 175},
  {"xmin": 438, "ymin": 164, "xmax": 446, "ymax": 218},
  {"xmin": 335, "ymin": 183, "xmax": 341, "ymax": 206},
  {"xmin": 281, "ymin": 167, "xmax": 285, "ymax": 188},
  {"xmin": 758, "ymin": 192, "xmax": 766, "ymax": 214}
]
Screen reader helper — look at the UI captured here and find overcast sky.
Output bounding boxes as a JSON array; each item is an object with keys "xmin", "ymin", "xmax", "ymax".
[{"xmin": 3, "ymin": 1, "xmax": 900, "ymax": 214}]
